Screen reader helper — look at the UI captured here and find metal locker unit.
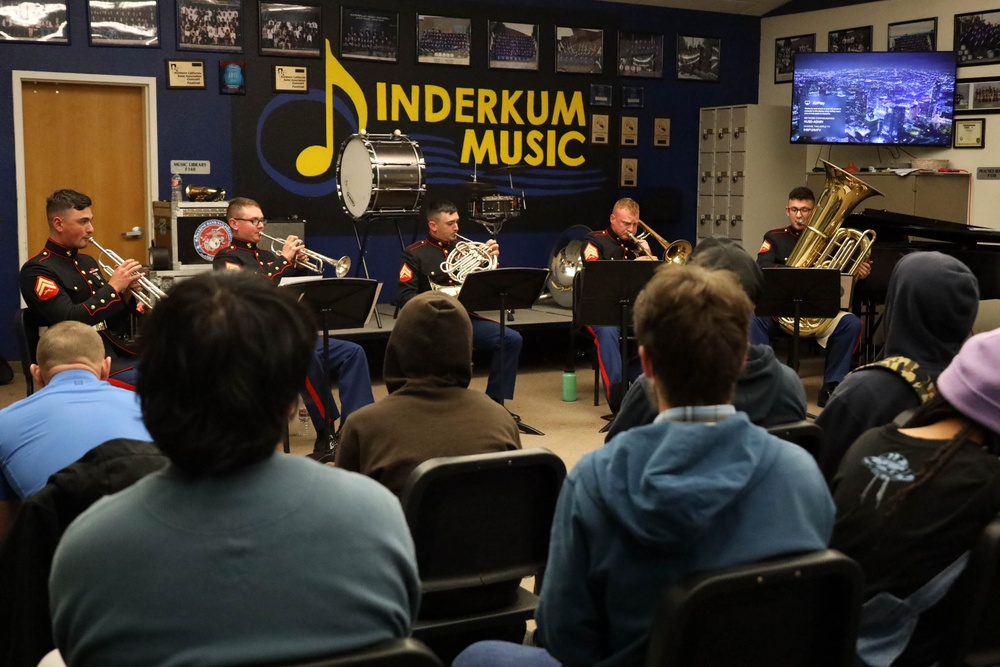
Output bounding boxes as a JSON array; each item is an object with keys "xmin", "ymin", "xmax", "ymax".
[{"xmin": 695, "ymin": 104, "xmax": 805, "ymax": 249}]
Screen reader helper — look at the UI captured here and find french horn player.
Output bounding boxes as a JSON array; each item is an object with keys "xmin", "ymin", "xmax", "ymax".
[
  {"xmin": 397, "ymin": 200, "xmax": 522, "ymax": 408},
  {"xmin": 752, "ymin": 179, "xmax": 877, "ymax": 408}
]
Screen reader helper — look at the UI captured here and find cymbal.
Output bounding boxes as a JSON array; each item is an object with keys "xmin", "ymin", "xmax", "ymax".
[
  {"xmin": 463, "ymin": 180, "xmax": 497, "ymax": 191},
  {"xmin": 490, "ymin": 164, "xmax": 532, "ymax": 173}
]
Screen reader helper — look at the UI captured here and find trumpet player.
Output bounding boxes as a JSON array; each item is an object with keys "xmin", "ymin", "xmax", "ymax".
[
  {"xmin": 581, "ymin": 198, "xmax": 656, "ymax": 413},
  {"xmin": 214, "ymin": 197, "xmax": 373, "ymax": 460},
  {"xmin": 397, "ymin": 200, "xmax": 523, "ymax": 409},
  {"xmin": 19, "ymin": 189, "xmax": 143, "ymax": 388}
]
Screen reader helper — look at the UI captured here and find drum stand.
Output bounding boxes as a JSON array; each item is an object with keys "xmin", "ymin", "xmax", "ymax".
[{"xmin": 350, "ymin": 219, "xmax": 386, "ymax": 328}]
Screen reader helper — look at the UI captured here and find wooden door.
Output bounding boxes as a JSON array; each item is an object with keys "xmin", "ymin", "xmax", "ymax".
[{"xmin": 21, "ymin": 81, "xmax": 148, "ymax": 262}]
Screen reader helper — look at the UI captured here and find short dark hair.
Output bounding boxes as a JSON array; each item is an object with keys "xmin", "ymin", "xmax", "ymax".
[
  {"xmin": 633, "ymin": 264, "xmax": 751, "ymax": 406},
  {"xmin": 136, "ymin": 271, "xmax": 316, "ymax": 475},
  {"xmin": 426, "ymin": 200, "xmax": 458, "ymax": 222},
  {"xmin": 46, "ymin": 189, "xmax": 91, "ymax": 221},
  {"xmin": 787, "ymin": 186, "xmax": 815, "ymax": 202},
  {"xmin": 227, "ymin": 196, "xmax": 261, "ymax": 220}
]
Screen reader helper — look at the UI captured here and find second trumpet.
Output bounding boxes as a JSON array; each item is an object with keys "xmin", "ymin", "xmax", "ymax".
[
  {"xmin": 260, "ymin": 232, "xmax": 351, "ymax": 277},
  {"xmin": 88, "ymin": 238, "xmax": 168, "ymax": 310}
]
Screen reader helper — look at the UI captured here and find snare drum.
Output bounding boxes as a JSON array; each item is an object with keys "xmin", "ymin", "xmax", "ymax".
[{"xmin": 336, "ymin": 133, "xmax": 426, "ymax": 219}]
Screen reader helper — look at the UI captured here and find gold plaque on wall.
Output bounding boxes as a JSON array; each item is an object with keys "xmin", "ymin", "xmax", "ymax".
[
  {"xmin": 621, "ymin": 116, "xmax": 638, "ymax": 146},
  {"xmin": 592, "ymin": 113, "xmax": 609, "ymax": 144},
  {"xmin": 620, "ymin": 158, "xmax": 638, "ymax": 187},
  {"xmin": 654, "ymin": 117, "xmax": 671, "ymax": 147}
]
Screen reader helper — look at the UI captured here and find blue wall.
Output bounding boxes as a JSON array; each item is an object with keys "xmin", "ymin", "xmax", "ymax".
[{"xmin": 0, "ymin": 0, "xmax": 760, "ymax": 360}]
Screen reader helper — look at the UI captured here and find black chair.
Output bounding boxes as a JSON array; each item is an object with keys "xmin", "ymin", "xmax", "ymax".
[
  {"xmin": 272, "ymin": 638, "xmax": 443, "ymax": 667},
  {"xmin": 14, "ymin": 308, "xmax": 43, "ymax": 396},
  {"xmin": 767, "ymin": 420, "xmax": 825, "ymax": 463},
  {"xmin": 399, "ymin": 448, "xmax": 566, "ymax": 647},
  {"xmin": 645, "ymin": 549, "xmax": 864, "ymax": 667}
]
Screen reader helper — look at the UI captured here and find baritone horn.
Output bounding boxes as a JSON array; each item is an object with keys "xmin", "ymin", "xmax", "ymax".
[
  {"xmin": 88, "ymin": 238, "xmax": 167, "ymax": 310},
  {"xmin": 631, "ymin": 220, "xmax": 692, "ymax": 264},
  {"xmin": 259, "ymin": 232, "xmax": 351, "ymax": 277}
]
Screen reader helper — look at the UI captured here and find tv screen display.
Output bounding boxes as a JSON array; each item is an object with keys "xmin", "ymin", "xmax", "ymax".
[{"xmin": 790, "ymin": 51, "xmax": 955, "ymax": 146}]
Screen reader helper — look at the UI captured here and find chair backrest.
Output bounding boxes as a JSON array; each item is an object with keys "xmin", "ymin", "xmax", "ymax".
[
  {"xmin": 767, "ymin": 420, "xmax": 824, "ymax": 463},
  {"xmin": 399, "ymin": 448, "xmax": 566, "ymax": 591},
  {"xmin": 273, "ymin": 638, "xmax": 443, "ymax": 667},
  {"xmin": 645, "ymin": 549, "xmax": 864, "ymax": 667},
  {"xmin": 14, "ymin": 308, "xmax": 43, "ymax": 396}
]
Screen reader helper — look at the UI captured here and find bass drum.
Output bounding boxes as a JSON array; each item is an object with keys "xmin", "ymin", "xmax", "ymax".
[
  {"xmin": 336, "ymin": 132, "xmax": 426, "ymax": 219},
  {"xmin": 546, "ymin": 225, "xmax": 593, "ymax": 308}
]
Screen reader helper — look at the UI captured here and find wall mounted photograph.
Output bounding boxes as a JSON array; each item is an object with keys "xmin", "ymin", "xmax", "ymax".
[
  {"xmin": 955, "ymin": 10, "xmax": 1000, "ymax": 66},
  {"xmin": 887, "ymin": 18, "xmax": 936, "ymax": 52},
  {"xmin": 774, "ymin": 33, "xmax": 815, "ymax": 84},
  {"xmin": 416, "ymin": 14, "xmax": 470, "ymax": 66},
  {"xmin": 828, "ymin": 25, "xmax": 872, "ymax": 52},
  {"xmin": 555, "ymin": 27, "xmax": 603, "ymax": 74},
  {"xmin": 0, "ymin": 1, "xmax": 68, "ymax": 44},
  {"xmin": 618, "ymin": 31, "xmax": 663, "ymax": 78},
  {"xmin": 88, "ymin": 1, "xmax": 158, "ymax": 47},
  {"xmin": 259, "ymin": 3, "xmax": 320, "ymax": 58},
  {"xmin": 677, "ymin": 35, "xmax": 720, "ymax": 82},
  {"xmin": 956, "ymin": 77, "xmax": 1000, "ymax": 114},
  {"xmin": 341, "ymin": 7, "xmax": 398, "ymax": 62},
  {"xmin": 176, "ymin": 0, "xmax": 241, "ymax": 52},
  {"xmin": 488, "ymin": 21, "xmax": 539, "ymax": 70}
]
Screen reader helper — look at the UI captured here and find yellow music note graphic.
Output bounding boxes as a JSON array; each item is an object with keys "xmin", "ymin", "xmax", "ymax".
[{"xmin": 296, "ymin": 39, "xmax": 369, "ymax": 178}]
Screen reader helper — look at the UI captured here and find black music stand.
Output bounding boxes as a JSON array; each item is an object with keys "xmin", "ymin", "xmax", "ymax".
[
  {"xmin": 282, "ymin": 278, "xmax": 379, "ymax": 462},
  {"xmin": 577, "ymin": 261, "xmax": 659, "ymax": 431},
  {"xmin": 458, "ymin": 267, "xmax": 549, "ymax": 436},
  {"xmin": 756, "ymin": 268, "xmax": 841, "ymax": 373}
]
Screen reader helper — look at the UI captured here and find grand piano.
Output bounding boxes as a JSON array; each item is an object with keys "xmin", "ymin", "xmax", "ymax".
[{"xmin": 848, "ymin": 208, "xmax": 1000, "ymax": 359}]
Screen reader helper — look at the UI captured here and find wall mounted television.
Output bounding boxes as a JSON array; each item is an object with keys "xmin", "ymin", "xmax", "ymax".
[{"xmin": 790, "ymin": 51, "xmax": 955, "ymax": 146}]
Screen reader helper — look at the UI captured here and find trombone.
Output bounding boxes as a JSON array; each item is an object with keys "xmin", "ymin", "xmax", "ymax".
[
  {"xmin": 630, "ymin": 220, "xmax": 692, "ymax": 264},
  {"xmin": 88, "ymin": 238, "xmax": 168, "ymax": 310},
  {"xmin": 260, "ymin": 232, "xmax": 351, "ymax": 277}
]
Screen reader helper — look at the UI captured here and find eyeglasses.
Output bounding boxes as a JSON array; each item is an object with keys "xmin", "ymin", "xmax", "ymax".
[
  {"xmin": 786, "ymin": 207, "xmax": 813, "ymax": 215},
  {"xmin": 233, "ymin": 217, "xmax": 266, "ymax": 226}
]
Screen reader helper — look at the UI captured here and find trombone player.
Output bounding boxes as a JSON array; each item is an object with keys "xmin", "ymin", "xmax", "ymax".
[
  {"xmin": 19, "ymin": 189, "xmax": 143, "ymax": 388},
  {"xmin": 214, "ymin": 197, "xmax": 374, "ymax": 460},
  {"xmin": 581, "ymin": 197, "xmax": 657, "ymax": 412}
]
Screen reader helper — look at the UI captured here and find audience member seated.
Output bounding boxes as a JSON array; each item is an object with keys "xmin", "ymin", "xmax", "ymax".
[
  {"xmin": 830, "ymin": 328, "xmax": 1000, "ymax": 667},
  {"xmin": 0, "ymin": 321, "xmax": 151, "ymax": 539},
  {"xmin": 816, "ymin": 252, "xmax": 979, "ymax": 478},
  {"xmin": 49, "ymin": 271, "xmax": 420, "ymax": 666},
  {"xmin": 337, "ymin": 291, "xmax": 520, "ymax": 496},
  {"xmin": 605, "ymin": 237, "xmax": 806, "ymax": 441},
  {"xmin": 454, "ymin": 263, "xmax": 833, "ymax": 667}
]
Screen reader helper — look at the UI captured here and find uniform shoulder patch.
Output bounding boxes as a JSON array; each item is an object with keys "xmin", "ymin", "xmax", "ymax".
[
  {"xmin": 399, "ymin": 263, "xmax": 414, "ymax": 282},
  {"xmin": 583, "ymin": 242, "xmax": 600, "ymax": 261},
  {"xmin": 759, "ymin": 240, "xmax": 772, "ymax": 254},
  {"xmin": 34, "ymin": 276, "xmax": 60, "ymax": 300}
]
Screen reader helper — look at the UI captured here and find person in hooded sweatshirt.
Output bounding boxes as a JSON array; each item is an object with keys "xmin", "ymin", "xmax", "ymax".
[
  {"xmin": 604, "ymin": 236, "xmax": 806, "ymax": 442},
  {"xmin": 454, "ymin": 263, "xmax": 834, "ymax": 667},
  {"xmin": 816, "ymin": 252, "xmax": 979, "ymax": 479},
  {"xmin": 336, "ymin": 291, "xmax": 521, "ymax": 497}
]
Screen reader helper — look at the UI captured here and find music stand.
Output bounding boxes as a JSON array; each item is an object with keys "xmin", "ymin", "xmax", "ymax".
[
  {"xmin": 458, "ymin": 267, "xmax": 549, "ymax": 436},
  {"xmin": 756, "ymin": 268, "xmax": 841, "ymax": 372},
  {"xmin": 282, "ymin": 278, "xmax": 380, "ymax": 461},
  {"xmin": 577, "ymin": 261, "xmax": 659, "ymax": 431}
]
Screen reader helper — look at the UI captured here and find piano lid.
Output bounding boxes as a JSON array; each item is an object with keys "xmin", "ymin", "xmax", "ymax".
[{"xmin": 850, "ymin": 209, "xmax": 1000, "ymax": 245}]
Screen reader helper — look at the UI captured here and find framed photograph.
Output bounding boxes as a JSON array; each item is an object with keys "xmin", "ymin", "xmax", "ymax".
[
  {"xmin": 622, "ymin": 86, "xmax": 644, "ymax": 108},
  {"xmin": 166, "ymin": 59, "xmax": 206, "ymax": 89},
  {"xmin": 417, "ymin": 14, "xmax": 470, "ymax": 66},
  {"xmin": 0, "ymin": 1, "xmax": 68, "ymax": 44},
  {"xmin": 618, "ymin": 31, "xmax": 663, "ymax": 78},
  {"xmin": 555, "ymin": 27, "xmax": 602, "ymax": 74},
  {"xmin": 341, "ymin": 7, "xmax": 398, "ymax": 62},
  {"xmin": 590, "ymin": 83, "xmax": 612, "ymax": 106},
  {"xmin": 774, "ymin": 33, "xmax": 815, "ymax": 84},
  {"xmin": 219, "ymin": 60, "xmax": 245, "ymax": 94},
  {"xmin": 955, "ymin": 77, "xmax": 1000, "ymax": 114},
  {"xmin": 956, "ymin": 10, "xmax": 1000, "ymax": 66},
  {"xmin": 654, "ymin": 117, "xmax": 671, "ymax": 147},
  {"xmin": 274, "ymin": 64, "xmax": 308, "ymax": 93},
  {"xmin": 489, "ymin": 21, "xmax": 539, "ymax": 70},
  {"xmin": 88, "ymin": 1, "xmax": 158, "ymax": 47},
  {"xmin": 954, "ymin": 118, "xmax": 986, "ymax": 148},
  {"xmin": 259, "ymin": 3, "xmax": 320, "ymax": 58},
  {"xmin": 677, "ymin": 36, "xmax": 720, "ymax": 82},
  {"xmin": 176, "ymin": 0, "xmax": 241, "ymax": 53},
  {"xmin": 887, "ymin": 18, "xmax": 937, "ymax": 52},
  {"xmin": 828, "ymin": 25, "xmax": 872, "ymax": 53}
]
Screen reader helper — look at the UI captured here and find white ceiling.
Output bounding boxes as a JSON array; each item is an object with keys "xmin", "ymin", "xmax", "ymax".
[{"xmin": 599, "ymin": 0, "xmax": 791, "ymax": 17}]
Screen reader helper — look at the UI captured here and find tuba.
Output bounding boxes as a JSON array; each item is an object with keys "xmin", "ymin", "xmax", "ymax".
[
  {"xmin": 631, "ymin": 220, "xmax": 692, "ymax": 264},
  {"xmin": 431, "ymin": 235, "xmax": 498, "ymax": 297},
  {"xmin": 777, "ymin": 160, "xmax": 883, "ymax": 338}
]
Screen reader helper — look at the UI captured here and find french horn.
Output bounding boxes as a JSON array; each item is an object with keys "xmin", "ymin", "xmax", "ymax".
[{"xmin": 431, "ymin": 235, "xmax": 497, "ymax": 297}]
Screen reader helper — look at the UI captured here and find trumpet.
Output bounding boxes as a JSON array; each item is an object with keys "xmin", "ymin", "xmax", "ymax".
[
  {"xmin": 88, "ymin": 238, "xmax": 167, "ymax": 310},
  {"xmin": 260, "ymin": 232, "xmax": 351, "ymax": 277}
]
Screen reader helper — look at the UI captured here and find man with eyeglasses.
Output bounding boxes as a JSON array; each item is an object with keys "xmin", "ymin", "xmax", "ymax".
[
  {"xmin": 753, "ymin": 186, "xmax": 868, "ymax": 407},
  {"xmin": 214, "ymin": 197, "xmax": 374, "ymax": 461}
]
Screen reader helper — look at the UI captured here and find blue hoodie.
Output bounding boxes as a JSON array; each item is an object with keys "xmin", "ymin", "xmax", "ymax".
[{"xmin": 535, "ymin": 412, "xmax": 834, "ymax": 667}]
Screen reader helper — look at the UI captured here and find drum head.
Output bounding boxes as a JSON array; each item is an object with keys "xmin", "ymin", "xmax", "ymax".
[{"xmin": 337, "ymin": 136, "xmax": 375, "ymax": 219}]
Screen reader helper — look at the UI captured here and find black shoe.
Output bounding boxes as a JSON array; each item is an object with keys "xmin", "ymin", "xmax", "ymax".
[
  {"xmin": 308, "ymin": 427, "xmax": 338, "ymax": 463},
  {"xmin": 608, "ymin": 381, "xmax": 624, "ymax": 414},
  {"xmin": 817, "ymin": 382, "xmax": 839, "ymax": 408}
]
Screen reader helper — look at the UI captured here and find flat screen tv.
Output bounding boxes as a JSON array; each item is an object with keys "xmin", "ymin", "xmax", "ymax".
[{"xmin": 790, "ymin": 51, "xmax": 956, "ymax": 146}]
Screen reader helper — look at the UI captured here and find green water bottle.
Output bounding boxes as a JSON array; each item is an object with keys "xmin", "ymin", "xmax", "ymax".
[{"xmin": 562, "ymin": 371, "xmax": 577, "ymax": 402}]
